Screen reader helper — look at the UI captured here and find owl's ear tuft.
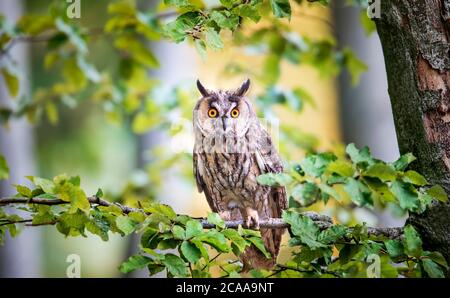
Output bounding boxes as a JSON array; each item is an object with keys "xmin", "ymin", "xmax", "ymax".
[
  {"xmin": 235, "ymin": 79, "xmax": 251, "ymax": 96},
  {"xmin": 196, "ymin": 80, "xmax": 210, "ymax": 97}
]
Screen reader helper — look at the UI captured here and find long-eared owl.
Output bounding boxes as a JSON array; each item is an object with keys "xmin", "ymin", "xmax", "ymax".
[{"xmin": 193, "ymin": 79, "xmax": 287, "ymax": 270}]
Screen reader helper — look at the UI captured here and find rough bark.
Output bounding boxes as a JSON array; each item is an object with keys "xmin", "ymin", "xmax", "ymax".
[{"xmin": 375, "ymin": 0, "xmax": 450, "ymax": 260}]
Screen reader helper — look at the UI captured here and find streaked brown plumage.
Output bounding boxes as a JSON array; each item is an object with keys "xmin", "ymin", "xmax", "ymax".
[{"xmin": 193, "ymin": 79, "xmax": 287, "ymax": 271}]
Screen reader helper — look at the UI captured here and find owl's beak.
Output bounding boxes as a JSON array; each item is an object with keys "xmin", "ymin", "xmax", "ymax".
[{"xmin": 222, "ymin": 117, "xmax": 230, "ymax": 131}]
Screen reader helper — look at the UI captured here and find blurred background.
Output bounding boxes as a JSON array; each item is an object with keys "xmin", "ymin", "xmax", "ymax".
[{"xmin": 0, "ymin": 0, "xmax": 401, "ymax": 277}]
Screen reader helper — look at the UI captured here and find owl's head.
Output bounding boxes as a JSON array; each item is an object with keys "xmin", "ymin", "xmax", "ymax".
[{"xmin": 193, "ymin": 79, "xmax": 255, "ymax": 137}]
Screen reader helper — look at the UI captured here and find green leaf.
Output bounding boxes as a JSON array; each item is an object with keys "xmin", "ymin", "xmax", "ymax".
[
  {"xmin": 180, "ymin": 240, "xmax": 201, "ymax": 263},
  {"xmin": 108, "ymin": 1, "xmax": 136, "ymax": 15},
  {"xmin": 403, "ymin": 170, "xmax": 428, "ymax": 186},
  {"xmin": 261, "ymin": 54, "xmax": 281, "ymax": 85},
  {"xmin": 282, "ymin": 210, "xmax": 326, "ymax": 249},
  {"xmin": 326, "ymin": 160, "xmax": 355, "ymax": 177},
  {"xmin": 232, "ymin": 3, "xmax": 261, "ymax": 22},
  {"xmin": 145, "ymin": 203, "xmax": 177, "ymax": 220},
  {"xmin": 296, "ymin": 246, "xmax": 332, "ymax": 263},
  {"xmin": 427, "ymin": 185, "xmax": 448, "ymax": 202},
  {"xmin": 31, "ymin": 205, "xmax": 56, "ymax": 225},
  {"xmin": 17, "ymin": 14, "xmax": 54, "ymax": 35},
  {"xmin": 56, "ymin": 210, "xmax": 89, "ymax": 237},
  {"xmin": 219, "ymin": 0, "xmax": 234, "ymax": 9},
  {"xmin": 58, "ymin": 56, "xmax": 86, "ymax": 91},
  {"xmin": 209, "ymin": 11, "xmax": 239, "ymax": 31},
  {"xmin": 14, "ymin": 185, "xmax": 32, "ymax": 198},
  {"xmin": 1, "ymin": 66, "xmax": 19, "ymax": 97},
  {"xmin": 290, "ymin": 182, "xmax": 320, "ymax": 207},
  {"xmin": 238, "ymin": 225, "xmax": 261, "ymax": 237},
  {"xmin": 185, "ymin": 219, "xmax": 203, "ymax": 239},
  {"xmin": 300, "ymin": 153, "xmax": 336, "ymax": 178},
  {"xmin": 119, "ymin": 255, "xmax": 152, "ymax": 274},
  {"xmin": 390, "ymin": 180, "xmax": 419, "ymax": 211},
  {"xmin": 162, "ymin": 253, "xmax": 189, "ymax": 277},
  {"xmin": 172, "ymin": 225, "xmax": 186, "ymax": 240},
  {"xmin": 384, "ymin": 240, "xmax": 404, "ymax": 259},
  {"xmin": 424, "ymin": 251, "xmax": 448, "ymax": 269},
  {"xmin": 363, "ymin": 163, "xmax": 397, "ymax": 181},
  {"xmin": 422, "ymin": 258, "xmax": 445, "ymax": 278},
  {"xmin": 114, "ymin": 36, "xmax": 159, "ymax": 67},
  {"xmin": 132, "ymin": 112, "xmax": 160, "ymax": 133},
  {"xmin": 343, "ymin": 47, "xmax": 367, "ymax": 86},
  {"xmin": 68, "ymin": 175, "xmax": 80, "ymax": 186},
  {"xmin": 318, "ymin": 225, "xmax": 347, "ymax": 244},
  {"xmin": 207, "ymin": 212, "xmax": 225, "ymax": 229},
  {"xmin": 192, "ymin": 239, "xmax": 209, "ymax": 262},
  {"xmin": 116, "ymin": 215, "xmax": 139, "ymax": 235},
  {"xmin": 248, "ymin": 236, "xmax": 271, "ymax": 258},
  {"xmin": 392, "ymin": 153, "xmax": 416, "ymax": 171},
  {"xmin": 95, "ymin": 188, "xmax": 104, "ymax": 198},
  {"xmin": 54, "ymin": 180, "xmax": 90, "ymax": 213},
  {"xmin": 29, "ymin": 177, "xmax": 55, "ymax": 194},
  {"xmin": 0, "ymin": 155, "xmax": 9, "ymax": 180},
  {"xmin": 223, "ymin": 229, "xmax": 248, "ymax": 254},
  {"xmin": 288, "ymin": 196, "xmax": 301, "ymax": 208},
  {"xmin": 403, "ymin": 225, "xmax": 422, "ymax": 257},
  {"xmin": 147, "ymin": 263, "xmax": 166, "ymax": 276},
  {"xmin": 164, "ymin": 12, "xmax": 203, "ymax": 43},
  {"xmin": 7, "ymin": 223, "xmax": 17, "ymax": 238},
  {"xmin": 318, "ymin": 183, "xmax": 340, "ymax": 201},
  {"xmin": 344, "ymin": 178, "xmax": 373, "ymax": 206},
  {"xmin": 194, "ymin": 39, "xmax": 207, "ymax": 59},
  {"xmin": 86, "ymin": 212, "xmax": 109, "ymax": 241},
  {"xmin": 360, "ymin": 10, "xmax": 376, "ymax": 35},
  {"xmin": 164, "ymin": 0, "xmax": 191, "ymax": 7},
  {"xmin": 195, "ymin": 230, "xmax": 229, "ymax": 252},
  {"xmin": 140, "ymin": 228, "xmax": 159, "ymax": 249},
  {"xmin": 339, "ymin": 244, "xmax": 361, "ymax": 264},
  {"xmin": 45, "ymin": 102, "xmax": 58, "ymax": 125},
  {"xmin": 346, "ymin": 143, "xmax": 374, "ymax": 169},
  {"xmin": 128, "ymin": 212, "xmax": 146, "ymax": 223},
  {"xmin": 269, "ymin": 0, "xmax": 291, "ymax": 18},
  {"xmin": 257, "ymin": 172, "xmax": 293, "ymax": 187},
  {"xmin": 204, "ymin": 27, "xmax": 223, "ymax": 50}
]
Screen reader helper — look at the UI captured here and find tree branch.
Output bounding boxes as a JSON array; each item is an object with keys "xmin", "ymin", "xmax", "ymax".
[{"xmin": 0, "ymin": 196, "xmax": 404, "ymax": 238}]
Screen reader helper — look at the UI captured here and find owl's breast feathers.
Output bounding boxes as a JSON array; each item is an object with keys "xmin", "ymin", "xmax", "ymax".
[{"xmin": 193, "ymin": 122, "xmax": 287, "ymax": 213}]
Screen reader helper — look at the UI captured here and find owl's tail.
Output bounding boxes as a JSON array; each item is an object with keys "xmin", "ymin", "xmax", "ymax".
[{"xmin": 240, "ymin": 227, "xmax": 285, "ymax": 272}]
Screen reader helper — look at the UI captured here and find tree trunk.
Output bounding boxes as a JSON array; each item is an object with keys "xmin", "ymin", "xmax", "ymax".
[
  {"xmin": 375, "ymin": 0, "xmax": 450, "ymax": 261},
  {"xmin": 0, "ymin": 0, "xmax": 42, "ymax": 277}
]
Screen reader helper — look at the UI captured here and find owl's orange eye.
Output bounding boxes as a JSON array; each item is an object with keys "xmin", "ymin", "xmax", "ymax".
[
  {"xmin": 230, "ymin": 108, "xmax": 239, "ymax": 118},
  {"xmin": 208, "ymin": 108, "xmax": 218, "ymax": 118}
]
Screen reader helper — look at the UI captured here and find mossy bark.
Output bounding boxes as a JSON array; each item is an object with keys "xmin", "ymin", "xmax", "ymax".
[{"xmin": 375, "ymin": 0, "xmax": 450, "ymax": 260}]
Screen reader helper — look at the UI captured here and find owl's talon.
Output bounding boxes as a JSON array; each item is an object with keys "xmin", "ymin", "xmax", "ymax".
[
  {"xmin": 243, "ymin": 207, "xmax": 259, "ymax": 230},
  {"xmin": 219, "ymin": 210, "xmax": 231, "ymax": 221}
]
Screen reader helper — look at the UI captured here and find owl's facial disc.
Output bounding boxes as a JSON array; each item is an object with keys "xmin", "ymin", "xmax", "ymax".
[{"xmin": 194, "ymin": 89, "xmax": 254, "ymax": 142}]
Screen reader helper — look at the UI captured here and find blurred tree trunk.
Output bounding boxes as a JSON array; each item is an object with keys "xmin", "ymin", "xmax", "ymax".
[
  {"xmin": 124, "ymin": 2, "xmax": 199, "ymax": 278},
  {"xmin": 333, "ymin": 2, "xmax": 403, "ymax": 228},
  {"xmin": 376, "ymin": 0, "xmax": 450, "ymax": 261},
  {"xmin": 0, "ymin": 1, "xmax": 42, "ymax": 277}
]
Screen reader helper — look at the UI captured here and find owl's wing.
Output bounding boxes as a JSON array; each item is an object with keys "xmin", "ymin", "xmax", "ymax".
[
  {"xmin": 193, "ymin": 152, "xmax": 204, "ymax": 193},
  {"xmin": 255, "ymin": 124, "xmax": 288, "ymax": 214},
  {"xmin": 193, "ymin": 152, "xmax": 220, "ymax": 212}
]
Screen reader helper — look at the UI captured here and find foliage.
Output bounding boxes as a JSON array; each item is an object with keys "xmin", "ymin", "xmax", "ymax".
[
  {"xmin": 0, "ymin": 0, "xmax": 367, "ymax": 128},
  {"xmin": 0, "ymin": 143, "xmax": 448, "ymax": 277}
]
